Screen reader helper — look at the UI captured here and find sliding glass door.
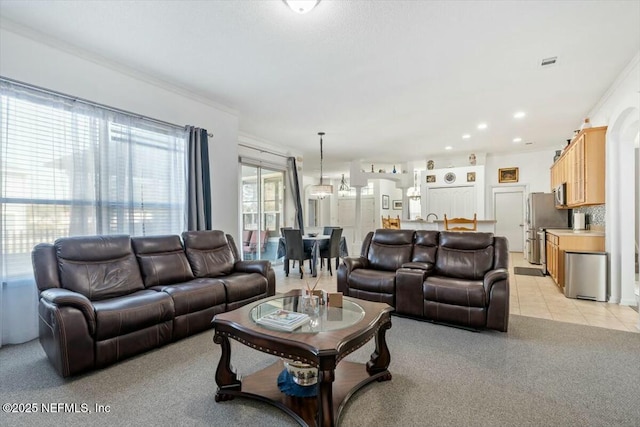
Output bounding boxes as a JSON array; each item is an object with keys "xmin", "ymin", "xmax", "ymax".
[{"xmin": 241, "ymin": 164, "xmax": 284, "ymax": 262}]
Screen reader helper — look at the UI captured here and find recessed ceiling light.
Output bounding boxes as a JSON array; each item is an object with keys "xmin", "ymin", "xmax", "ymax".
[
  {"xmin": 477, "ymin": 123, "xmax": 488, "ymax": 130},
  {"xmin": 462, "ymin": 134, "xmax": 471, "ymax": 139},
  {"xmin": 445, "ymin": 146, "xmax": 453, "ymax": 150},
  {"xmin": 514, "ymin": 111, "xmax": 526, "ymax": 119},
  {"xmin": 513, "ymin": 137, "xmax": 522, "ymax": 143}
]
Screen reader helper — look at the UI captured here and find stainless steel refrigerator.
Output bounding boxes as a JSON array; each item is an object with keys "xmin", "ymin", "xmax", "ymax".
[{"xmin": 525, "ymin": 192, "xmax": 569, "ymax": 264}]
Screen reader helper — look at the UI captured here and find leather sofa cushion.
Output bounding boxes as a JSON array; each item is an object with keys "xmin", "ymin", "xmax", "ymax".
[
  {"xmin": 151, "ymin": 278, "xmax": 226, "ymax": 316},
  {"xmin": 348, "ymin": 269, "xmax": 396, "ymax": 295},
  {"xmin": 182, "ymin": 231, "xmax": 235, "ymax": 277},
  {"xmin": 412, "ymin": 230, "xmax": 439, "ymax": 263},
  {"xmin": 367, "ymin": 230, "xmax": 414, "ymax": 271},
  {"xmin": 55, "ymin": 235, "xmax": 144, "ymax": 300},
  {"xmin": 92, "ymin": 289, "xmax": 174, "ymax": 341},
  {"xmin": 424, "ymin": 276, "xmax": 486, "ymax": 307},
  {"xmin": 218, "ymin": 272, "xmax": 268, "ymax": 303},
  {"xmin": 132, "ymin": 235, "xmax": 195, "ymax": 287},
  {"xmin": 435, "ymin": 232, "xmax": 494, "ymax": 280}
]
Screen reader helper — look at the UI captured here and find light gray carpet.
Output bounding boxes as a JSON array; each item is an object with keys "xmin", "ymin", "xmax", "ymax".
[{"xmin": 1, "ymin": 315, "xmax": 639, "ymax": 427}]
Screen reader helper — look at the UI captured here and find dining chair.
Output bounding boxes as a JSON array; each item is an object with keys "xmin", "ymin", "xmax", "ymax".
[
  {"xmin": 242, "ymin": 230, "xmax": 253, "ymax": 259},
  {"xmin": 381, "ymin": 216, "xmax": 391, "ymax": 229},
  {"xmin": 319, "ymin": 227, "xmax": 343, "ymax": 276},
  {"xmin": 444, "ymin": 213, "xmax": 477, "ymax": 231},
  {"xmin": 388, "ymin": 215, "xmax": 401, "ymax": 229},
  {"xmin": 322, "ymin": 226, "xmax": 339, "ymax": 236},
  {"xmin": 247, "ymin": 229, "xmax": 269, "ymax": 259},
  {"xmin": 283, "ymin": 229, "xmax": 312, "ymax": 279}
]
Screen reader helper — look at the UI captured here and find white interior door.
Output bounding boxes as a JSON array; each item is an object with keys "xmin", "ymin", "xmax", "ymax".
[{"xmin": 493, "ymin": 188, "xmax": 525, "ymax": 252}]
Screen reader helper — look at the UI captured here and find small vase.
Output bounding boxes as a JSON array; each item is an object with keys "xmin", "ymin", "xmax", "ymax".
[{"xmin": 427, "ymin": 160, "xmax": 434, "ymax": 170}]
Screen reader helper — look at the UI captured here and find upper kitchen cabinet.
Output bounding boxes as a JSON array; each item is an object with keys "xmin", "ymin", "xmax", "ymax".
[{"xmin": 550, "ymin": 126, "xmax": 606, "ymax": 208}]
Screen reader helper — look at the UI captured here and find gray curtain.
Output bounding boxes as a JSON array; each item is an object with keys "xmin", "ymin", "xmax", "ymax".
[
  {"xmin": 185, "ymin": 126, "xmax": 212, "ymax": 230},
  {"xmin": 286, "ymin": 157, "xmax": 304, "ymax": 234}
]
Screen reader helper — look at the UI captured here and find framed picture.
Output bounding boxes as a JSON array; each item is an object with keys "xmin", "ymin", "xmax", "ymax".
[
  {"xmin": 467, "ymin": 172, "xmax": 476, "ymax": 182},
  {"xmin": 498, "ymin": 167, "xmax": 519, "ymax": 183},
  {"xmin": 392, "ymin": 200, "xmax": 402, "ymax": 210},
  {"xmin": 382, "ymin": 194, "xmax": 389, "ymax": 209},
  {"xmin": 426, "ymin": 175, "xmax": 436, "ymax": 183}
]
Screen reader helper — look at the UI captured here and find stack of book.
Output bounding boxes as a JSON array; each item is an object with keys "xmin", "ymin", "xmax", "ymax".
[{"xmin": 256, "ymin": 309, "xmax": 310, "ymax": 331}]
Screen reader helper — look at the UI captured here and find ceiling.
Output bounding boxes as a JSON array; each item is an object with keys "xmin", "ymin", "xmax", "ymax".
[{"xmin": 0, "ymin": 1, "xmax": 638, "ymax": 177}]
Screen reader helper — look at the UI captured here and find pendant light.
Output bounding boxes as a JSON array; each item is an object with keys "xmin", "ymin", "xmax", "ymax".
[
  {"xmin": 338, "ymin": 174, "xmax": 350, "ymax": 196},
  {"xmin": 407, "ymin": 170, "xmax": 421, "ymax": 200},
  {"xmin": 309, "ymin": 132, "xmax": 333, "ymax": 199}
]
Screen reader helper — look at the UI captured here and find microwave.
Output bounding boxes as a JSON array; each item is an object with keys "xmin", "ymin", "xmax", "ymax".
[{"xmin": 554, "ymin": 183, "xmax": 566, "ymax": 207}]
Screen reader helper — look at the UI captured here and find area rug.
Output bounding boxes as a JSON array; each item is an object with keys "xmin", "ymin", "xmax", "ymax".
[
  {"xmin": 514, "ymin": 266, "xmax": 545, "ymax": 276},
  {"xmin": 1, "ymin": 315, "xmax": 639, "ymax": 426}
]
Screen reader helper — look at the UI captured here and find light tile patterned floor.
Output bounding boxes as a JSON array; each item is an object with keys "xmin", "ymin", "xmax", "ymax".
[{"xmin": 274, "ymin": 253, "xmax": 640, "ymax": 333}]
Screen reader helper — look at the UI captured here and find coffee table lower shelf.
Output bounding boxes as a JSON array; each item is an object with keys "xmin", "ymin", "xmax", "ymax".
[{"xmin": 219, "ymin": 359, "xmax": 389, "ymax": 426}]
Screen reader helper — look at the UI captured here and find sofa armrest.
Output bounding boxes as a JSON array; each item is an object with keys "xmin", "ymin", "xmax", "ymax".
[
  {"xmin": 343, "ymin": 256, "xmax": 369, "ymax": 272},
  {"xmin": 233, "ymin": 260, "xmax": 276, "ymax": 296},
  {"xmin": 483, "ymin": 268, "xmax": 509, "ymax": 296},
  {"xmin": 40, "ymin": 288, "xmax": 96, "ymax": 335},
  {"xmin": 234, "ymin": 260, "xmax": 271, "ymax": 277},
  {"xmin": 337, "ymin": 256, "xmax": 369, "ymax": 295},
  {"xmin": 483, "ymin": 268, "xmax": 510, "ymax": 332},
  {"xmin": 396, "ymin": 267, "xmax": 428, "ymax": 317},
  {"xmin": 400, "ymin": 262, "xmax": 433, "ymax": 273}
]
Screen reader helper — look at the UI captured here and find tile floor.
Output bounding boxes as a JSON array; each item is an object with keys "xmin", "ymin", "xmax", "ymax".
[{"xmin": 274, "ymin": 252, "xmax": 640, "ymax": 333}]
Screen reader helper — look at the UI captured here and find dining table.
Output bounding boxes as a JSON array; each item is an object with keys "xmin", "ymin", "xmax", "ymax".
[{"xmin": 277, "ymin": 234, "xmax": 349, "ymax": 277}]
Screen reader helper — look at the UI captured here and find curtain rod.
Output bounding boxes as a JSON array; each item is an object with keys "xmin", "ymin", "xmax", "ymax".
[
  {"xmin": 0, "ymin": 76, "xmax": 213, "ymax": 137},
  {"xmin": 238, "ymin": 143, "xmax": 290, "ymax": 159}
]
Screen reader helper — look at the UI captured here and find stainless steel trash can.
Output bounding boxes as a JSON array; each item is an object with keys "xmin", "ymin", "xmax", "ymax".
[{"xmin": 564, "ymin": 251, "xmax": 607, "ymax": 301}]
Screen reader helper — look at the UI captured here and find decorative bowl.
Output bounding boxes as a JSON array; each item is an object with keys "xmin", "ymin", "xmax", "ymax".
[{"xmin": 283, "ymin": 359, "xmax": 318, "ymax": 386}]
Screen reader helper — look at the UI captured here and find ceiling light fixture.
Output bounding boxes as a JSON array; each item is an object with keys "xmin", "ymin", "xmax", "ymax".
[
  {"xmin": 338, "ymin": 173, "xmax": 350, "ymax": 195},
  {"xmin": 283, "ymin": 0, "xmax": 320, "ymax": 14},
  {"xmin": 477, "ymin": 123, "xmax": 488, "ymax": 130},
  {"xmin": 445, "ymin": 146, "xmax": 453, "ymax": 150},
  {"xmin": 514, "ymin": 111, "xmax": 526, "ymax": 119},
  {"xmin": 513, "ymin": 137, "xmax": 522, "ymax": 143},
  {"xmin": 309, "ymin": 132, "xmax": 333, "ymax": 199},
  {"xmin": 462, "ymin": 134, "xmax": 471, "ymax": 139},
  {"xmin": 407, "ymin": 170, "xmax": 421, "ymax": 201}
]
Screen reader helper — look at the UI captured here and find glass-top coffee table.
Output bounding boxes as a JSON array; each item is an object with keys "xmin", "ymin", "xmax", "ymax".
[{"xmin": 212, "ymin": 290, "xmax": 393, "ymax": 427}]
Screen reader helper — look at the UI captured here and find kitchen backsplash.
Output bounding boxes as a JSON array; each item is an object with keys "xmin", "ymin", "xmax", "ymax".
[{"xmin": 574, "ymin": 205, "xmax": 606, "ymax": 229}]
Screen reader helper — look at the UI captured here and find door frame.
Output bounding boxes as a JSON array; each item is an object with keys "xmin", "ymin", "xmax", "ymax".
[{"xmin": 491, "ymin": 185, "xmax": 528, "ymax": 252}]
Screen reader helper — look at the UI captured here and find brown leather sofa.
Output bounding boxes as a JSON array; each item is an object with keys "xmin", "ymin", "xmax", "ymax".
[
  {"xmin": 31, "ymin": 230, "xmax": 275, "ymax": 377},
  {"xmin": 337, "ymin": 229, "xmax": 509, "ymax": 332}
]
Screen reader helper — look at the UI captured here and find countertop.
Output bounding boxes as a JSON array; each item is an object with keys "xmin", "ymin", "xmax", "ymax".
[{"xmin": 545, "ymin": 229, "xmax": 605, "ymax": 237}]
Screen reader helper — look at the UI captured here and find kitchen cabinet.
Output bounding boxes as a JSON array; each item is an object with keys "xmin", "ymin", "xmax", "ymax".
[
  {"xmin": 550, "ymin": 126, "xmax": 606, "ymax": 207},
  {"xmin": 545, "ymin": 230, "xmax": 605, "ymax": 289}
]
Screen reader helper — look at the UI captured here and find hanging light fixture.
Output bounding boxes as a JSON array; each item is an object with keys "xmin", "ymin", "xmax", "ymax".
[
  {"xmin": 283, "ymin": 0, "xmax": 320, "ymax": 14},
  {"xmin": 407, "ymin": 170, "xmax": 421, "ymax": 200},
  {"xmin": 309, "ymin": 132, "xmax": 333, "ymax": 199},
  {"xmin": 338, "ymin": 173, "xmax": 350, "ymax": 196}
]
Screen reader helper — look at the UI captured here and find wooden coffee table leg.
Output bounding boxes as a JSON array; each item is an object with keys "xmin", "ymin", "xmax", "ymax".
[
  {"xmin": 213, "ymin": 332, "xmax": 241, "ymax": 402},
  {"xmin": 366, "ymin": 318, "xmax": 392, "ymax": 381},
  {"xmin": 317, "ymin": 368, "xmax": 335, "ymax": 427}
]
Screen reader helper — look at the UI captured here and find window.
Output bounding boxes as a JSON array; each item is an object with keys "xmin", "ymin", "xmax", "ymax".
[{"xmin": 0, "ymin": 79, "xmax": 187, "ymax": 345}]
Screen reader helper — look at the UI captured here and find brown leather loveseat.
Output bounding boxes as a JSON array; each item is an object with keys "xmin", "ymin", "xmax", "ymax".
[
  {"xmin": 32, "ymin": 230, "xmax": 275, "ymax": 377},
  {"xmin": 337, "ymin": 229, "xmax": 509, "ymax": 332}
]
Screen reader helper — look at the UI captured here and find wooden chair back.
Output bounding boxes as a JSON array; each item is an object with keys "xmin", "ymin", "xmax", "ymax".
[
  {"xmin": 388, "ymin": 215, "xmax": 401, "ymax": 229},
  {"xmin": 444, "ymin": 213, "xmax": 477, "ymax": 231}
]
